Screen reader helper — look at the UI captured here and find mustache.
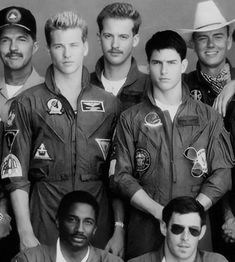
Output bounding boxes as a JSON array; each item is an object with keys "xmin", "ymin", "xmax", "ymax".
[
  {"xmin": 72, "ymin": 233, "xmax": 87, "ymax": 239},
  {"xmin": 6, "ymin": 52, "xmax": 23, "ymax": 58},
  {"xmin": 108, "ymin": 49, "xmax": 123, "ymax": 54}
]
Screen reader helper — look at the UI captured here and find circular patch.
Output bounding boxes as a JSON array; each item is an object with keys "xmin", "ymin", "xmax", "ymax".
[
  {"xmin": 47, "ymin": 99, "xmax": 63, "ymax": 114},
  {"xmin": 6, "ymin": 9, "xmax": 21, "ymax": 24},
  {"xmin": 144, "ymin": 112, "xmax": 161, "ymax": 127},
  {"xmin": 135, "ymin": 148, "xmax": 151, "ymax": 172},
  {"xmin": 190, "ymin": 90, "xmax": 202, "ymax": 101}
]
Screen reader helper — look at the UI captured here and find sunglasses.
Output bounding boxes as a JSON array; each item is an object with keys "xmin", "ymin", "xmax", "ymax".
[{"xmin": 171, "ymin": 224, "xmax": 201, "ymax": 237}]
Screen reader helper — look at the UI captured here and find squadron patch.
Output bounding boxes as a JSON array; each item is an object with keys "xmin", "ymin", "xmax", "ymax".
[
  {"xmin": 190, "ymin": 90, "xmax": 202, "ymax": 101},
  {"xmin": 95, "ymin": 139, "xmax": 111, "ymax": 160},
  {"xmin": 47, "ymin": 99, "xmax": 64, "ymax": 115},
  {"xmin": 7, "ymin": 111, "xmax": 16, "ymax": 127},
  {"xmin": 81, "ymin": 101, "xmax": 105, "ymax": 112},
  {"xmin": 34, "ymin": 143, "xmax": 51, "ymax": 160},
  {"xmin": 1, "ymin": 154, "xmax": 22, "ymax": 179},
  {"xmin": 135, "ymin": 148, "xmax": 151, "ymax": 172},
  {"xmin": 6, "ymin": 9, "xmax": 21, "ymax": 24},
  {"xmin": 144, "ymin": 112, "xmax": 162, "ymax": 127},
  {"xmin": 5, "ymin": 130, "xmax": 19, "ymax": 150}
]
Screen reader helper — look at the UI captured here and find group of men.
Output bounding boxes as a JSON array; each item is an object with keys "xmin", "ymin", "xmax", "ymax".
[{"xmin": 0, "ymin": 1, "xmax": 235, "ymax": 262}]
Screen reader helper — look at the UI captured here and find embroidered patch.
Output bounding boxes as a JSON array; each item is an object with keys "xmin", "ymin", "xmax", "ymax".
[
  {"xmin": 135, "ymin": 148, "xmax": 151, "ymax": 172},
  {"xmin": 190, "ymin": 90, "xmax": 202, "ymax": 101},
  {"xmin": 47, "ymin": 99, "xmax": 64, "ymax": 115},
  {"xmin": 6, "ymin": 9, "xmax": 21, "ymax": 24},
  {"xmin": 81, "ymin": 100, "xmax": 105, "ymax": 112},
  {"xmin": 7, "ymin": 111, "xmax": 16, "ymax": 127},
  {"xmin": 109, "ymin": 159, "xmax": 116, "ymax": 177},
  {"xmin": 1, "ymin": 154, "xmax": 22, "ymax": 179},
  {"xmin": 34, "ymin": 143, "xmax": 51, "ymax": 160},
  {"xmin": 95, "ymin": 139, "xmax": 111, "ymax": 160},
  {"xmin": 144, "ymin": 112, "xmax": 162, "ymax": 127},
  {"xmin": 5, "ymin": 130, "xmax": 19, "ymax": 150}
]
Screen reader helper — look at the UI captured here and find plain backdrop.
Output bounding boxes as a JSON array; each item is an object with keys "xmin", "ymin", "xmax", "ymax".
[{"xmin": 0, "ymin": 0, "xmax": 235, "ymax": 76}]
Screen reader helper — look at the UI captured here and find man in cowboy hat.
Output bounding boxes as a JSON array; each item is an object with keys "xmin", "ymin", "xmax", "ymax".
[{"xmin": 180, "ymin": 1, "xmax": 235, "ymax": 261}]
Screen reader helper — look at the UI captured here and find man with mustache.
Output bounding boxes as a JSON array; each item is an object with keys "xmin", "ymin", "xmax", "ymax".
[
  {"xmin": 0, "ymin": 6, "xmax": 43, "ymax": 262},
  {"xmin": 91, "ymin": 2, "xmax": 148, "ymax": 112},
  {"xmin": 11, "ymin": 191, "xmax": 123, "ymax": 262},
  {"xmin": 128, "ymin": 197, "xmax": 228, "ymax": 262}
]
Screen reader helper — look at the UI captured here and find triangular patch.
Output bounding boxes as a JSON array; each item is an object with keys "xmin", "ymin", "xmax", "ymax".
[
  {"xmin": 95, "ymin": 139, "xmax": 111, "ymax": 161},
  {"xmin": 34, "ymin": 143, "xmax": 51, "ymax": 160}
]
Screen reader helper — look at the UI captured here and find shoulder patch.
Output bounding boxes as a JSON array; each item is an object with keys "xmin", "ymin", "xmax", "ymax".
[
  {"xmin": 135, "ymin": 148, "xmax": 151, "ymax": 172},
  {"xmin": 144, "ymin": 112, "xmax": 162, "ymax": 127},
  {"xmin": 34, "ymin": 143, "xmax": 51, "ymax": 160},
  {"xmin": 95, "ymin": 138, "xmax": 111, "ymax": 160},
  {"xmin": 7, "ymin": 111, "xmax": 16, "ymax": 127},
  {"xmin": 1, "ymin": 154, "xmax": 22, "ymax": 179},
  {"xmin": 81, "ymin": 100, "xmax": 105, "ymax": 112},
  {"xmin": 190, "ymin": 90, "xmax": 202, "ymax": 101}
]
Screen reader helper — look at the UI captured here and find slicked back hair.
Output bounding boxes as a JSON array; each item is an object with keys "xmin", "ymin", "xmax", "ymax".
[
  {"xmin": 44, "ymin": 11, "xmax": 88, "ymax": 46},
  {"xmin": 97, "ymin": 2, "xmax": 141, "ymax": 35}
]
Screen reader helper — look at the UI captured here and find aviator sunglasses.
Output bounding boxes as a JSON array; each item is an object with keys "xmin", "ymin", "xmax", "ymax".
[{"xmin": 171, "ymin": 224, "xmax": 201, "ymax": 237}]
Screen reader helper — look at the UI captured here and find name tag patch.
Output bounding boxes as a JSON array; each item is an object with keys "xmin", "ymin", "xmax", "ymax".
[
  {"xmin": 81, "ymin": 100, "xmax": 105, "ymax": 112},
  {"xmin": 1, "ymin": 154, "xmax": 22, "ymax": 179}
]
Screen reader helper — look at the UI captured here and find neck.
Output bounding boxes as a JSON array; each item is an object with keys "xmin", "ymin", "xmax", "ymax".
[
  {"xmin": 4, "ymin": 64, "xmax": 33, "ymax": 86},
  {"xmin": 60, "ymin": 241, "xmax": 89, "ymax": 262},
  {"xmin": 103, "ymin": 56, "xmax": 132, "ymax": 81},
  {"xmin": 199, "ymin": 60, "xmax": 226, "ymax": 77},
  {"xmin": 53, "ymin": 67, "xmax": 82, "ymax": 95},
  {"xmin": 153, "ymin": 82, "xmax": 182, "ymax": 105},
  {"xmin": 164, "ymin": 242, "xmax": 197, "ymax": 262}
]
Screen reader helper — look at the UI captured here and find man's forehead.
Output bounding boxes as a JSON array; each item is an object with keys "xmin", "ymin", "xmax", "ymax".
[
  {"xmin": 102, "ymin": 17, "xmax": 134, "ymax": 31},
  {"xmin": 169, "ymin": 212, "xmax": 201, "ymax": 226},
  {"xmin": 66, "ymin": 202, "xmax": 95, "ymax": 218},
  {"xmin": 194, "ymin": 26, "xmax": 228, "ymax": 37},
  {"xmin": 151, "ymin": 48, "xmax": 181, "ymax": 60}
]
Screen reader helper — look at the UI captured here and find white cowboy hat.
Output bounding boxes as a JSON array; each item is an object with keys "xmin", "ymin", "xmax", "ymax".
[{"xmin": 179, "ymin": 0, "xmax": 235, "ymax": 48}]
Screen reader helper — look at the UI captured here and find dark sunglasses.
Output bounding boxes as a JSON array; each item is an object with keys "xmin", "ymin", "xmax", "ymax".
[{"xmin": 171, "ymin": 224, "xmax": 201, "ymax": 237}]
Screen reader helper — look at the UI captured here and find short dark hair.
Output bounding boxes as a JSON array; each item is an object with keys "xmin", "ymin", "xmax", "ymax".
[
  {"xmin": 162, "ymin": 196, "xmax": 206, "ymax": 226},
  {"xmin": 57, "ymin": 191, "xmax": 99, "ymax": 221},
  {"xmin": 97, "ymin": 2, "xmax": 141, "ymax": 35},
  {"xmin": 145, "ymin": 30, "xmax": 187, "ymax": 62}
]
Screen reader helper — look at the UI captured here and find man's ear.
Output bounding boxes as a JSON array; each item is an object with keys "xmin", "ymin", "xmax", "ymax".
[
  {"xmin": 93, "ymin": 225, "xmax": 97, "ymax": 236},
  {"xmin": 83, "ymin": 41, "xmax": 89, "ymax": 57},
  {"xmin": 133, "ymin": 34, "xmax": 140, "ymax": 48},
  {"xmin": 227, "ymin": 35, "xmax": 232, "ymax": 51},
  {"xmin": 32, "ymin": 41, "xmax": 39, "ymax": 55},
  {"xmin": 160, "ymin": 220, "xmax": 167, "ymax": 237},
  {"xmin": 199, "ymin": 225, "xmax": 206, "ymax": 240},
  {"xmin": 97, "ymin": 32, "xmax": 101, "ymax": 45},
  {"xmin": 181, "ymin": 58, "xmax": 188, "ymax": 73}
]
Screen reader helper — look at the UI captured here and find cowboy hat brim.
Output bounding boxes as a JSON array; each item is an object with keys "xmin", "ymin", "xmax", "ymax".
[{"xmin": 179, "ymin": 19, "xmax": 235, "ymax": 48}]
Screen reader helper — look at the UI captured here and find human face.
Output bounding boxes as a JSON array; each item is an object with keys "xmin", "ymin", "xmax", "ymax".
[
  {"xmin": 160, "ymin": 212, "xmax": 206, "ymax": 261},
  {"xmin": 59, "ymin": 202, "xmax": 97, "ymax": 251},
  {"xmin": 98, "ymin": 18, "xmax": 139, "ymax": 66},
  {"xmin": 149, "ymin": 48, "xmax": 187, "ymax": 93},
  {"xmin": 193, "ymin": 27, "xmax": 232, "ymax": 72},
  {"xmin": 49, "ymin": 28, "xmax": 88, "ymax": 75},
  {"xmin": 0, "ymin": 26, "xmax": 38, "ymax": 70}
]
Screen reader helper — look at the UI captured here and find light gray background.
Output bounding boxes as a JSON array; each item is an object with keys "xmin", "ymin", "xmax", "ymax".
[{"xmin": 0, "ymin": 0, "xmax": 235, "ymax": 75}]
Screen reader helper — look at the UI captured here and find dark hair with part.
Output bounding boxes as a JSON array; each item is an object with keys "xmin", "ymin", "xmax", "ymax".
[
  {"xmin": 162, "ymin": 196, "xmax": 206, "ymax": 226},
  {"xmin": 145, "ymin": 30, "xmax": 187, "ymax": 62},
  {"xmin": 97, "ymin": 2, "xmax": 141, "ymax": 35},
  {"xmin": 57, "ymin": 190, "xmax": 99, "ymax": 221}
]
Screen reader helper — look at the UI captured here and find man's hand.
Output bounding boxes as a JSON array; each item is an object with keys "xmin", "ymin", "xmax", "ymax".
[
  {"xmin": 213, "ymin": 80, "xmax": 235, "ymax": 117},
  {"xmin": 0, "ymin": 213, "xmax": 11, "ymax": 239},
  {"xmin": 105, "ymin": 226, "xmax": 125, "ymax": 258},
  {"xmin": 222, "ymin": 217, "xmax": 235, "ymax": 243},
  {"xmin": 19, "ymin": 231, "xmax": 40, "ymax": 251}
]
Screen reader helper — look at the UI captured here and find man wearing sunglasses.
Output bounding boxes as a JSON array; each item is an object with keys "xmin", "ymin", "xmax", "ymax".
[
  {"xmin": 128, "ymin": 197, "xmax": 228, "ymax": 262},
  {"xmin": 110, "ymin": 30, "xmax": 234, "ymax": 259}
]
